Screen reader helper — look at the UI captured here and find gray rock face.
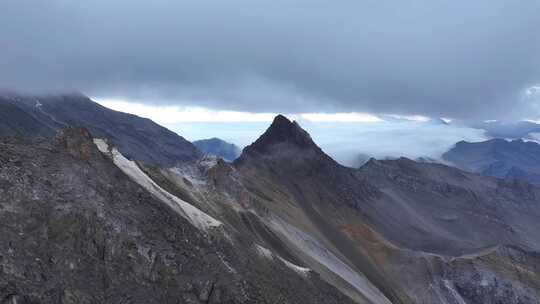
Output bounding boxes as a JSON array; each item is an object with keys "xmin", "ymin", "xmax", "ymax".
[
  {"xmin": 358, "ymin": 157, "xmax": 540, "ymax": 254},
  {"xmin": 240, "ymin": 114, "xmax": 319, "ymax": 156},
  {"xmin": 443, "ymin": 245, "xmax": 540, "ymax": 304},
  {"xmin": 232, "ymin": 116, "xmax": 540, "ymax": 304},
  {"xmin": 2, "ymin": 111, "xmax": 540, "ymax": 304},
  {"xmin": 443, "ymin": 138, "xmax": 540, "ymax": 184},
  {"xmin": 193, "ymin": 138, "xmax": 241, "ymax": 162},
  {"xmin": 0, "ymin": 127, "xmax": 354, "ymax": 304},
  {"xmin": 0, "ymin": 93, "xmax": 201, "ymax": 166}
]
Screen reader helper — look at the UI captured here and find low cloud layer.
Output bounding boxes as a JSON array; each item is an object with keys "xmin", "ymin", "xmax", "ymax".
[
  {"xmin": 1, "ymin": 0, "xmax": 540, "ymax": 119},
  {"xmin": 168, "ymin": 119, "xmax": 487, "ymax": 167}
]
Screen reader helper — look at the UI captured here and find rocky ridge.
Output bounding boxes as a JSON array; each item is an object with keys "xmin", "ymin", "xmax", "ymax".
[
  {"xmin": 1, "ymin": 110, "xmax": 540, "ymax": 304},
  {"xmin": 0, "ymin": 127, "xmax": 355, "ymax": 304}
]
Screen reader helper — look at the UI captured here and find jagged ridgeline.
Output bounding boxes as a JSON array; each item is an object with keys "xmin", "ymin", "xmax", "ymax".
[{"xmin": 1, "ymin": 93, "xmax": 540, "ymax": 304}]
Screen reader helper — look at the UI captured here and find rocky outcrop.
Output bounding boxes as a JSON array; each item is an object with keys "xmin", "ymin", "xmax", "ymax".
[
  {"xmin": 54, "ymin": 127, "xmax": 102, "ymax": 161},
  {"xmin": 0, "ymin": 129, "xmax": 355, "ymax": 304},
  {"xmin": 242, "ymin": 115, "xmax": 316, "ymax": 154}
]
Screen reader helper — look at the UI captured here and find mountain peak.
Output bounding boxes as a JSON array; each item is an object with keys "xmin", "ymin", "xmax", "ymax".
[{"xmin": 243, "ymin": 115, "xmax": 316, "ymax": 155}]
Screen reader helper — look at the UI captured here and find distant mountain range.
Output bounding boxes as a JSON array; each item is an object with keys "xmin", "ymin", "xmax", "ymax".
[
  {"xmin": 443, "ymin": 138, "xmax": 540, "ymax": 184},
  {"xmin": 1, "ymin": 94, "xmax": 540, "ymax": 303},
  {"xmin": 193, "ymin": 137, "xmax": 241, "ymax": 161},
  {"xmin": 0, "ymin": 93, "xmax": 201, "ymax": 166}
]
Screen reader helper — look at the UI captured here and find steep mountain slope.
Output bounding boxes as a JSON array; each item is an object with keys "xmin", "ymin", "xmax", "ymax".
[
  {"xmin": 130, "ymin": 116, "xmax": 540, "ymax": 303},
  {"xmin": 0, "ymin": 128, "xmax": 355, "ymax": 304},
  {"xmin": 358, "ymin": 157, "xmax": 540, "ymax": 254},
  {"xmin": 0, "ymin": 96, "xmax": 55, "ymax": 138},
  {"xmin": 443, "ymin": 138, "xmax": 540, "ymax": 184},
  {"xmin": 3, "ymin": 111, "xmax": 539, "ymax": 304},
  {"xmin": 0, "ymin": 93, "xmax": 201, "ymax": 166},
  {"xmin": 233, "ymin": 116, "xmax": 407, "ymax": 304},
  {"xmin": 226, "ymin": 115, "xmax": 540, "ymax": 304},
  {"xmin": 193, "ymin": 138, "xmax": 241, "ymax": 161}
]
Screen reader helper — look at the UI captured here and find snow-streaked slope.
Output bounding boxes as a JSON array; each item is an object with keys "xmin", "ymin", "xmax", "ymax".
[
  {"xmin": 255, "ymin": 244, "xmax": 311, "ymax": 277},
  {"xmin": 443, "ymin": 280, "xmax": 468, "ymax": 304},
  {"xmin": 269, "ymin": 217, "xmax": 393, "ymax": 304},
  {"xmin": 93, "ymin": 138, "xmax": 222, "ymax": 231}
]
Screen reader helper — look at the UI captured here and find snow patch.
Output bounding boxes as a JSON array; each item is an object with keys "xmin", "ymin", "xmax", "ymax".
[
  {"xmin": 277, "ymin": 256, "xmax": 311, "ymax": 276},
  {"xmin": 255, "ymin": 244, "xmax": 311, "ymax": 276},
  {"xmin": 93, "ymin": 138, "xmax": 110, "ymax": 153},
  {"xmin": 93, "ymin": 138, "xmax": 222, "ymax": 231},
  {"xmin": 443, "ymin": 280, "xmax": 468, "ymax": 304},
  {"xmin": 269, "ymin": 217, "xmax": 393, "ymax": 304},
  {"xmin": 255, "ymin": 244, "xmax": 274, "ymax": 259}
]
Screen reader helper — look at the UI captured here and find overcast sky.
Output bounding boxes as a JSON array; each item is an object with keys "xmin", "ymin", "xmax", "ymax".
[{"xmin": 2, "ymin": 0, "xmax": 540, "ymax": 120}]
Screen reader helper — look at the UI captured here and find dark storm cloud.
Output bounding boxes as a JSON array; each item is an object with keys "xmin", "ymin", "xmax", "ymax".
[{"xmin": 1, "ymin": 0, "xmax": 540, "ymax": 119}]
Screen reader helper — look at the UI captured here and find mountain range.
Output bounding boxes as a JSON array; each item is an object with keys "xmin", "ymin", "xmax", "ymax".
[
  {"xmin": 193, "ymin": 138, "xmax": 241, "ymax": 161},
  {"xmin": 1, "ymin": 93, "xmax": 539, "ymax": 304},
  {"xmin": 443, "ymin": 138, "xmax": 540, "ymax": 184}
]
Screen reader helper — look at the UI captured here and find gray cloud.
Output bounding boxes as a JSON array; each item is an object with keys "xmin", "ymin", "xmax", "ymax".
[{"xmin": 1, "ymin": 0, "xmax": 540, "ymax": 119}]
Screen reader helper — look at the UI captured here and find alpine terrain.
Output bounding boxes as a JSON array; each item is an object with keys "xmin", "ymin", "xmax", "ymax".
[
  {"xmin": 1, "ymin": 95, "xmax": 539, "ymax": 304},
  {"xmin": 193, "ymin": 138, "xmax": 241, "ymax": 162},
  {"xmin": 443, "ymin": 138, "xmax": 540, "ymax": 184}
]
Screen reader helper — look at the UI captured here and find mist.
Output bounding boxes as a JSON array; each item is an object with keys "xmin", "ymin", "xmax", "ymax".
[{"xmin": 168, "ymin": 119, "xmax": 487, "ymax": 167}]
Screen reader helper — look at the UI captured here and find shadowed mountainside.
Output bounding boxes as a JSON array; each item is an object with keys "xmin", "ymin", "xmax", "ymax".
[
  {"xmin": 0, "ymin": 93, "xmax": 201, "ymax": 166},
  {"xmin": 443, "ymin": 138, "xmax": 540, "ymax": 184},
  {"xmin": 193, "ymin": 138, "xmax": 241, "ymax": 161}
]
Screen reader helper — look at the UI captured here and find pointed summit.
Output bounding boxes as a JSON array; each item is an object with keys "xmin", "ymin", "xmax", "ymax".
[
  {"xmin": 235, "ymin": 114, "xmax": 338, "ymax": 169},
  {"xmin": 242, "ymin": 115, "xmax": 317, "ymax": 155}
]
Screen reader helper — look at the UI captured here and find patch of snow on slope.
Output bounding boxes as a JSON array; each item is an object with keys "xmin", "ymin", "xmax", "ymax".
[
  {"xmin": 93, "ymin": 138, "xmax": 221, "ymax": 231},
  {"xmin": 255, "ymin": 244, "xmax": 274, "ymax": 259},
  {"xmin": 255, "ymin": 244, "xmax": 310, "ymax": 276},
  {"xmin": 93, "ymin": 137, "xmax": 110, "ymax": 152},
  {"xmin": 278, "ymin": 256, "xmax": 311, "ymax": 276},
  {"xmin": 269, "ymin": 217, "xmax": 393, "ymax": 304},
  {"xmin": 443, "ymin": 280, "xmax": 468, "ymax": 304}
]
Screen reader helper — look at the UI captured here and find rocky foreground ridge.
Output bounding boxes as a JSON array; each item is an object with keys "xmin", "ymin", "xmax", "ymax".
[{"xmin": 0, "ymin": 127, "xmax": 353, "ymax": 304}]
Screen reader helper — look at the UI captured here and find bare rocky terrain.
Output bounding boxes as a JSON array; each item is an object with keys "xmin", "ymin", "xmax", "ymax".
[
  {"xmin": 1, "ymin": 94, "xmax": 539, "ymax": 304},
  {"xmin": 0, "ymin": 128, "xmax": 354, "ymax": 304}
]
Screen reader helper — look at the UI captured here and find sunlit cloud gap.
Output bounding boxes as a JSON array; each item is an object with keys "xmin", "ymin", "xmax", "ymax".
[{"xmin": 95, "ymin": 99, "xmax": 382, "ymax": 123}]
